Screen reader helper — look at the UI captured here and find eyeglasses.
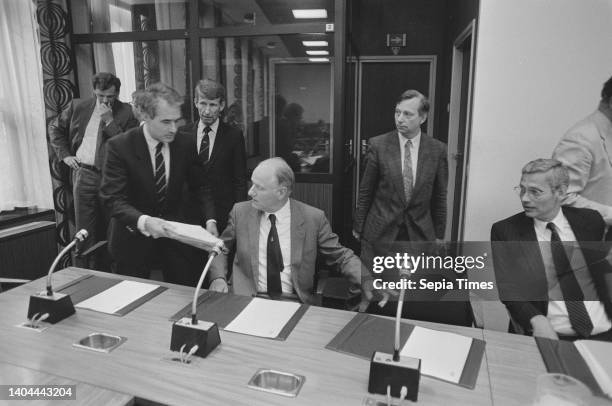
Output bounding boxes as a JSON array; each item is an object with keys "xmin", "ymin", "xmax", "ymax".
[{"xmin": 514, "ymin": 186, "xmax": 547, "ymax": 200}]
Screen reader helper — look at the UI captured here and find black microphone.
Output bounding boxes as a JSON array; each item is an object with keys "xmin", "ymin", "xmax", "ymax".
[
  {"xmin": 368, "ymin": 266, "xmax": 421, "ymax": 401},
  {"xmin": 170, "ymin": 240, "xmax": 225, "ymax": 359},
  {"xmin": 27, "ymin": 229, "xmax": 88, "ymax": 324}
]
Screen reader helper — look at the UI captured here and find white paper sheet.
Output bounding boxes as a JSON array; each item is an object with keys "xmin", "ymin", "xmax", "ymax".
[
  {"xmin": 224, "ymin": 298, "xmax": 301, "ymax": 338},
  {"xmin": 76, "ymin": 280, "xmax": 159, "ymax": 314},
  {"xmin": 400, "ymin": 326, "xmax": 473, "ymax": 383},
  {"xmin": 575, "ymin": 340, "xmax": 612, "ymax": 397}
]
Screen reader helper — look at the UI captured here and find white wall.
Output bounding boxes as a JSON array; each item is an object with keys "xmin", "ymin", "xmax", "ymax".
[{"xmin": 464, "ymin": 0, "xmax": 612, "ymax": 241}]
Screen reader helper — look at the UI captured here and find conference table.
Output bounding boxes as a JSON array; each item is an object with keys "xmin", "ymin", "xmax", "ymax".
[{"xmin": 0, "ymin": 268, "xmax": 547, "ymax": 405}]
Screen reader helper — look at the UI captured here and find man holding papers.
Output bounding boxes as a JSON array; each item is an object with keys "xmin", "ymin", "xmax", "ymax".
[
  {"xmin": 100, "ymin": 83, "xmax": 216, "ymax": 285},
  {"xmin": 491, "ymin": 159, "xmax": 612, "ymax": 341},
  {"xmin": 209, "ymin": 157, "xmax": 379, "ymax": 306}
]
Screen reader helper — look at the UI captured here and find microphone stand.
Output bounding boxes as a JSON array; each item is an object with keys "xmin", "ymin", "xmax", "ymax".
[
  {"xmin": 27, "ymin": 230, "xmax": 88, "ymax": 324},
  {"xmin": 170, "ymin": 241, "xmax": 224, "ymax": 359},
  {"xmin": 367, "ymin": 268, "xmax": 421, "ymax": 401}
]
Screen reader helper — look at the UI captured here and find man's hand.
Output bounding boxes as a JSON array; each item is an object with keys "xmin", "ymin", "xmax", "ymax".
[
  {"xmin": 209, "ymin": 278, "xmax": 228, "ymax": 293},
  {"xmin": 99, "ymin": 103, "xmax": 113, "ymax": 125},
  {"xmin": 63, "ymin": 156, "xmax": 80, "ymax": 169},
  {"xmin": 206, "ymin": 221, "xmax": 219, "ymax": 237},
  {"xmin": 434, "ymin": 238, "xmax": 449, "ymax": 255},
  {"xmin": 144, "ymin": 217, "xmax": 173, "ymax": 239},
  {"xmin": 530, "ymin": 315, "xmax": 559, "ymax": 340},
  {"xmin": 352, "ymin": 230, "xmax": 361, "ymax": 240}
]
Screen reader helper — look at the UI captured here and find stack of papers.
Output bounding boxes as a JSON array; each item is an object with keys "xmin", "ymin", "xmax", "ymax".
[
  {"xmin": 400, "ymin": 326, "xmax": 473, "ymax": 383},
  {"xmin": 165, "ymin": 221, "xmax": 222, "ymax": 251},
  {"xmin": 575, "ymin": 340, "xmax": 612, "ymax": 397},
  {"xmin": 76, "ymin": 280, "xmax": 160, "ymax": 314}
]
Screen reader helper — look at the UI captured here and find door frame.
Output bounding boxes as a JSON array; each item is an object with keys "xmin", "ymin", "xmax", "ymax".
[
  {"xmin": 447, "ymin": 20, "xmax": 476, "ymax": 242},
  {"xmin": 350, "ymin": 55, "xmax": 437, "ymax": 211}
]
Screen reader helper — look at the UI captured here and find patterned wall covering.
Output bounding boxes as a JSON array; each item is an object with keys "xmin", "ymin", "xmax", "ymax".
[{"xmin": 37, "ymin": 0, "xmax": 76, "ymax": 266}]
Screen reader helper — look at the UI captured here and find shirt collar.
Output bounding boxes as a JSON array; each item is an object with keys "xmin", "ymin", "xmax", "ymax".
[
  {"xmin": 198, "ymin": 118, "xmax": 220, "ymax": 134},
  {"xmin": 398, "ymin": 130, "xmax": 421, "ymax": 149},
  {"xmin": 142, "ymin": 124, "xmax": 165, "ymax": 149},
  {"xmin": 598, "ymin": 100, "xmax": 612, "ymax": 124},
  {"xmin": 265, "ymin": 199, "xmax": 291, "ymax": 223},
  {"xmin": 533, "ymin": 208, "xmax": 566, "ymax": 234}
]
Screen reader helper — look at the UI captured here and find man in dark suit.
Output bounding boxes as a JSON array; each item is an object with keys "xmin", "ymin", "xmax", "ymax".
[
  {"xmin": 100, "ymin": 83, "xmax": 215, "ymax": 285},
  {"xmin": 208, "ymin": 158, "xmax": 381, "ymax": 307},
  {"xmin": 49, "ymin": 72, "xmax": 138, "ymax": 268},
  {"xmin": 491, "ymin": 158, "xmax": 612, "ymax": 341},
  {"xmin": 353, "ymin": 90, "xmax": 461, "ymax": 324},
  {"xmin": 179, "ymin": 78, "xmax": 247, "ymax": 235}
]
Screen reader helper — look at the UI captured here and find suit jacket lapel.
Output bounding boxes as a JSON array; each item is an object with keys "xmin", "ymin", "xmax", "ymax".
[
  {"xmin": 290, "ymin": 199, "xmax": 305, "ymax": 281},
  {"xmin": 413, "ymin": 133, "xmax": 431, "ymax": 195},
  {"xmin": 249, "ymin": 207, "xmax": 262, "ymax": 289},
  {"xmin": 77, "ymin": 98, "xmax": 97, "ymax": 142},
  {"xmin": 167, "ymin": 140, "xmax": 180, "ymax": 198},
  {"xmin": 385, "ymin": 131, "xmax": 407, "ymax": 205},
  {"xmin": 516, "ymin": 213, "xmax": 548, "ymax": 286},
  {"xmin": 208, "ymin": 122, "xmax": 224, "ymax": 165},
  {"xmin": 132, "ymin": 128, "xmax": 156, "ymax": 198}
]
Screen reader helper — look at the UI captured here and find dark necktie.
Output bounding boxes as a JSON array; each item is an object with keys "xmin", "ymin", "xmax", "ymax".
[
  {"xmin": 402, "ymin": 138, "xmax": 414, "ymax": 202},
  {"xmin": 267, "ymin": 214, "xmax": 283, "ymax": 299},
  {"xmin": 547, "ymin": 222, "xmax": 593, "ymax": 337},
  {"xmin": 199, "ymin": 126, "xmax": 211, "ymax": 163},
  {"xmin": 154, "ymin": 142, "xmax": 167, "ymax": 207}
]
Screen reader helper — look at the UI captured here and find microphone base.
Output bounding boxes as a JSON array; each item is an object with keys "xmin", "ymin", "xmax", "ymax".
[
  {"xmin": 368, "ymin": 351, "xmax": 421, "ymax": 401},
  {"xmin": 170, "ymin": 317, "xmax": 221, "ymax": 358},
  {"xmin": 27, "ymin": 292, "xmax": 75, "ymax": 324}
]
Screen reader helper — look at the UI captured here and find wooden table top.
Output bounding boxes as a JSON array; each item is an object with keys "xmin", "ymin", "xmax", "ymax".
[
  {"xmin": 0, "ymin": 267, "xmax": 547, "ymax": 406},
  {"xmin": 0, "ymin": 362, "xmax": 133, "ymax": 406}
]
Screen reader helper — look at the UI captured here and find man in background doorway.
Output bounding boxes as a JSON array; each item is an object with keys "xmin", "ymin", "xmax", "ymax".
[
  {"xmin": 49, "ymin": 72, "xmax": 138, "ymax": 268},
  {"xmin": 353, "ymin": 90, "xmax": 463, "ymax": 325}
]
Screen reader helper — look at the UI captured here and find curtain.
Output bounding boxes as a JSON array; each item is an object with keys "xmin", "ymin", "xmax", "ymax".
[{"xmin": 0, "ymin": 0, "xmax": 53, "ymax": 211}]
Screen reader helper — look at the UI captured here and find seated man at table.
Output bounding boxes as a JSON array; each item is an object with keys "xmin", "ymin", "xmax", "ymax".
[
  {"xmin": 491, "ymin": 158, "xmax": 612, "ymax": 341},
  {"xmin": 209, "ymin": 157, "xmax": 378, "ymax": 306}
]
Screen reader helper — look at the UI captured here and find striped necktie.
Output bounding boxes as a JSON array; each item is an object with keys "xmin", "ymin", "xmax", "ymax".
[
  {"xmin": 154, "ymin": 142, "xmax": 167, "ymax": 207},
  {"xmin": 403, "ymin": 138, "xmax": 414, "ymax": 202},
  {"xmin": 199, "ymin": 126, "xmax": 211, "ymax": 163},
  {"xmin": 547, "ymin": 222, "xmax": 593, "ymax": 337}
]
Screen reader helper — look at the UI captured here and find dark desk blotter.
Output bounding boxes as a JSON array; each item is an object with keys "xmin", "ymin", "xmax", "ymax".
[
  {"xmin": 325, "ymin": 313, "xmax": 485, "ymax": 389},
  {"xmin": 169, "ymin": 291, "xmax": 309, "ymax": 341},
  {"xmin": 56, "ymin": 274, "xmax": 167, "ymax": 316},
  {"xmin": 536, "ymin": 337, "xmax": 604, "ymax": 397}
]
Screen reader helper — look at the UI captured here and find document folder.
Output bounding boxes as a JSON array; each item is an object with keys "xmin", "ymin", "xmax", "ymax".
[
  {"xmin": 325, "ymin": 313, "xmax": 485, "ymax": 389},
  {"xmin": 170, "ymin": 291, "xmax": 308, "ymax": 340},
  {"xmin": 57, "ymin": 275, "xmax": 166, "ymax": 316}
]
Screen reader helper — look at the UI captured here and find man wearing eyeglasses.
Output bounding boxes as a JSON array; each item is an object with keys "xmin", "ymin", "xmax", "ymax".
[{"xmin": 491, "ymin": 158, "xmax": 612, "ymax": 341}]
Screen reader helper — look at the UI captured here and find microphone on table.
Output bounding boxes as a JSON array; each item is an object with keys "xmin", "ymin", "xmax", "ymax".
[
  {"xmin": 27, "ymin": 229, "xmax": 89, "ymax": 324},
  {"xmin": 170, "ymin": 239, "xmax": 224, "ymax": 359},
  {"xmin": 368, "ymin": 267, "xmax": 421, "ymax": 401}
]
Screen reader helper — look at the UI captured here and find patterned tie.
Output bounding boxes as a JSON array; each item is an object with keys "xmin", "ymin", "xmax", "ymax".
[
  {"xmin": 267, "ymin": 214, "xmax": 283, "ymax": 299},
  {"xmin": 154, "ymin": 142, "xmax": 167, "ymax": 208},
  {"xmin": 199, "ymin": 126, "xmax": 211, "ymax": 163},
  {"xmin": 402, "ymin": 138, "xmax": 414, "ymax": 202},
  {"xmin": 547, "ymin": 222, "xmax": 593, "ymax": 337}
]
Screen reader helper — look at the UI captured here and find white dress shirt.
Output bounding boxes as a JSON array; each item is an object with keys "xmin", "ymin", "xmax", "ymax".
[
  {"xmin": 398, "ymin": 130, "xmax": 421, "ymax": 184},
  {"xmin": 257, "ymin": 200, "xmax": 293, "ymax": 294},
  {"xmin": 76, "ymin": 101, "xmax": 103, "ymax": 165},
  {"xmin": 196, "ymin": 119, "xmax": 219, "ymax": 159},
  {"xmin": 137, "ymin": 125, "xmax": 170, "ymax": 235},
  {"xmin": 533, "ymin": 210, "xmax": 611, "ymax": 335}
]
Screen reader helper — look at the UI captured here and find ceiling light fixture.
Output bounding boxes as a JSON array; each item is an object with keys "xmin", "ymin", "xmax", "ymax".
[
  {"xmin": 308, "ymin": 57, "xmax": 329, "ymax": 62},
  {"xmin": 306, "ymin": 50, "xmax": 329, "ymax": 56},
  {"xmin": 302, "ymin": 40, "xmax": 328, "ymax": 47},
  {"xmin": 292, "ymin": 9, "xmax": 327, "ymax": 19}
]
